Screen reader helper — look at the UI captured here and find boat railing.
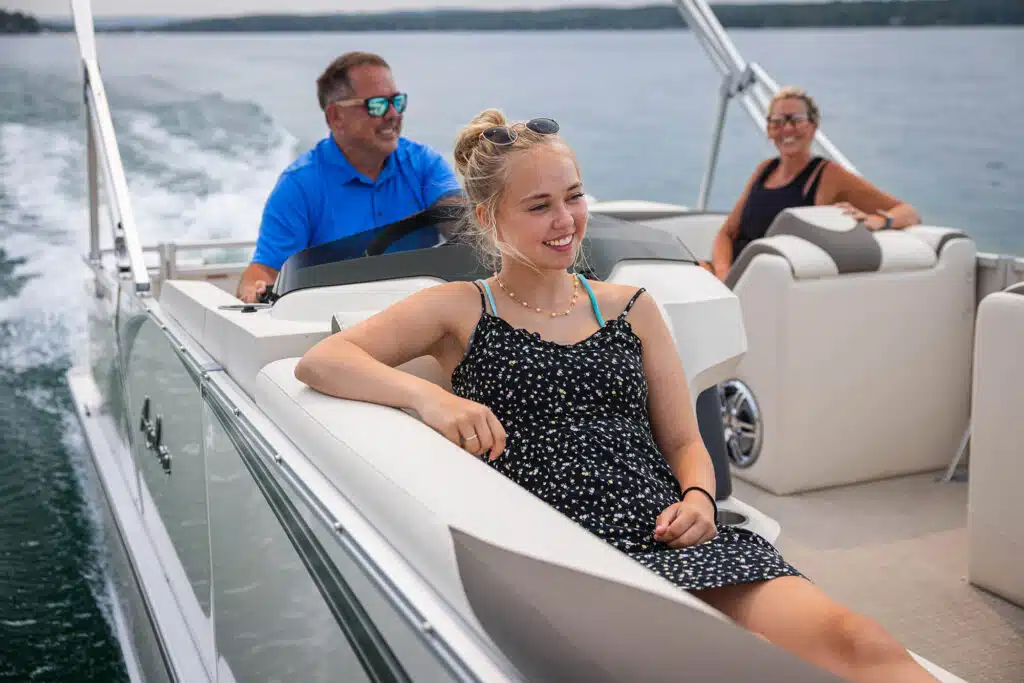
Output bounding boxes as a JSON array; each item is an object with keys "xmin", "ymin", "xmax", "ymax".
[
  {"xmin": 671, "ymin": 0, "xmax": 859, "ymax": 210},
  {"xmin": 73, "ymin": 0, "xmax": 151, "ymax": 293}
]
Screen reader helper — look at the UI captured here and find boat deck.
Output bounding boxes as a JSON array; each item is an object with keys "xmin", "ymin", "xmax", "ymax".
[{"xmin": 733, "ymin": 471, "xmax": 1024, "ymax": 683}]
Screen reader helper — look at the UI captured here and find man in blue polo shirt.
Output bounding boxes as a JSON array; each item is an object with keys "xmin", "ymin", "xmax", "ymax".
[{"xmin": 237, "ymin": 51, "xmax": 462, "ymax": 302}]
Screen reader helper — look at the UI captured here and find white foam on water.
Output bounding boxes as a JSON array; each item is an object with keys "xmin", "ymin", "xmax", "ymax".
[
  {"xmin": 0, "ymin": 122, "xmax": 88, "ymax": 372},
  {"xmin": 121, "ymin": 110, "xmax": 297, "ymax": 245},
  {"xmin": 0, "ymin": 99, "xmax": 298, "ymax": 371}
]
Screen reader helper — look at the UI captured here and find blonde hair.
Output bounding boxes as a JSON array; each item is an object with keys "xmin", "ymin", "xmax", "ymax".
[
  {"xmin": 770, "ymin": 86, "xmax": 820, "ymax": 124},
  {"xmin": 452, "ymin": 108, "xmax": 581, "ymax": 273}
]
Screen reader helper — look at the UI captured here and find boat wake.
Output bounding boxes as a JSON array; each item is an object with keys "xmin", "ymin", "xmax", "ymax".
[{"xmin": 0, "ymin": 68, "xmax": 295, "ymax": 681}]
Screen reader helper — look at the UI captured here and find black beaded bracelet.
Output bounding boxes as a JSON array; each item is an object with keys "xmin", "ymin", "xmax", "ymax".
[{"xmin": 681, "ymin": 486, "xmax": 719, "ymax": 523}]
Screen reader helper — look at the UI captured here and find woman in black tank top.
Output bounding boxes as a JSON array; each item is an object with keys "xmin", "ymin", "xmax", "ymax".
[
  {"xmin": 731, "ymin": 155, "xmax": 828, "ymax": 258},
  {"xmin": 705, "ymin": 87, "xmax": 921, "ymax": 281}
]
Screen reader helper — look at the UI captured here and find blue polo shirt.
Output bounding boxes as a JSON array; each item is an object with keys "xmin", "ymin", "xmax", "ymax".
[{"xmin": 252, "ymin": 135, "xmax": 462, "ymax": 270}]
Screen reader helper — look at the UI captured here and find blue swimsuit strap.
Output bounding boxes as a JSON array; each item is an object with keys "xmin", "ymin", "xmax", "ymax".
[
  {"xmin": 575, "ymin": 273, "xmax": 606, "ymax": 326},
  {"xmin": 475, "ymin": 279, "xmax": 499, "ymax": 316}
]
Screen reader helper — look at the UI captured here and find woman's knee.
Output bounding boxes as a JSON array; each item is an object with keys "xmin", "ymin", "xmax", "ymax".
[{"xmin": 824, "ymin": 609, "xmax": 908, "ymax": 667}]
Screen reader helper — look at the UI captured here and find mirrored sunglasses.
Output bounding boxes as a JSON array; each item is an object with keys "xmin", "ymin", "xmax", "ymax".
[{"xmin": 335, "ymin": 93, "xmax": 408, "ymax": 117}]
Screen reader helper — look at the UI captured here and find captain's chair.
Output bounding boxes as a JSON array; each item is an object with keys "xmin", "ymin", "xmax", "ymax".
[
  {"xmin": 721, "ymin": 206, "xmax": 976, "ymax": 495},
  {"xmin": 968, "ymin": 281, "xmax": 1024, "ymax": 607}
]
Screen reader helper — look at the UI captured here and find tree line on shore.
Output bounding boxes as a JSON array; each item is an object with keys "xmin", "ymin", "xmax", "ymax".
[{"xmin": 5, "ymin": 1, "xmax": 1022, "ymax": 35}]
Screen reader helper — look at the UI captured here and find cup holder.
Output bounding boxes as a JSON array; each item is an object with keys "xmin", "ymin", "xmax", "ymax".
[{"xmin": 717, "ymin": 510, "xmax": 748, "ymax": 527}]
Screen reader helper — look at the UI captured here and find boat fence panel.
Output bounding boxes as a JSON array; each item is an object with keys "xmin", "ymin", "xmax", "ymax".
[
  {"xmin": 1013, "ymin": 256, "xmax": 1024, "ymax": 288},
  {"xmin": 119, "ymin": 305, "xmax": 216, "ymax": 676},
  {"xmin": 202, "ymin": 396, "xmax": 438, "ymax": 683},
  {"xmin": 976, "ymin": 253, "xmax": 1024, "ymax": 304},
  {"xmin": 77, "ymin": 412, "xmax": 176, "ymax": 683},
  {"xmin": 292, "ymin": 484, "xmax": 474, "ymax": 683}
]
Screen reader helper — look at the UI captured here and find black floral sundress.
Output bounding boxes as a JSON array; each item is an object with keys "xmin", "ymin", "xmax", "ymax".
[{"xmin": 450, "ymin": 274, "xmax": 802, "ymax": 591}]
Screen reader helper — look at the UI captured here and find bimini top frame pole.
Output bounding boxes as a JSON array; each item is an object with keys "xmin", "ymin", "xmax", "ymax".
[
  {"xmin": 671, "ymin": 0, "xmax": 859, "ymax": 210},
  {"xmin": 71, "ymin": 0, "xmax": 150, "ymax": 293}
]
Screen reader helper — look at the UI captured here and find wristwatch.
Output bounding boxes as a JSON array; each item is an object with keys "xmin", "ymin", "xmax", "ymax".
[{"xmin": 876, "ymin": 211, "xmax": 894, "ymax": 230}]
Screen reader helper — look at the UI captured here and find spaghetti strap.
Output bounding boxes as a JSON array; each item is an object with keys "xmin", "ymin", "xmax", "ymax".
[
  {"xmin": 575, "ymin": 274, "xmax": 606, "ymax": 326},
  {"xmin": 619, "ymin": 288, "xmax": 647, "ymax": 319},
  {"xmin": 803, "ymin": 157, "xmax": 828, "ymax": 203},
  {"xmin": 756, "ymin": 158, "xmax": 780, "ymax": 187},
  {"xmin": 475, "ymin": 279, "xmax": 498, "ymax": 316}
]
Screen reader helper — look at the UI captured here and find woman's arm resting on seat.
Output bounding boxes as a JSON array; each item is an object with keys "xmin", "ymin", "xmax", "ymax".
[
  {"xmin": 294, "ymin": 282, "xmax": 506, "ymax": 459},
  {"xmin": 824, "ymin": 164, "xmax": 922, "ymax": 230},
  {"xmin": 295, "ymin": 283, "xmax": 459, "ymax": 410},
  {"xmin": 628, "ymin": 292, "xmax": 718, "ymax": 548},
  {"xmin": 710, "ymin": 160, "xmax": 771, "ymax": 279}
]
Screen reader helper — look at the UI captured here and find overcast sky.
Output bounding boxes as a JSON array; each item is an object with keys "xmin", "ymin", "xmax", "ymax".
[{"xmin": 5, "ymin": 0, "xmax": 795, "ymax": 19}]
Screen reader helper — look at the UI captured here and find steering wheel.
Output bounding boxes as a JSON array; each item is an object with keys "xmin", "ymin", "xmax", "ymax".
[{"xmin": 363, "ymin": 203, "xmax": 465, "ymax": 257}]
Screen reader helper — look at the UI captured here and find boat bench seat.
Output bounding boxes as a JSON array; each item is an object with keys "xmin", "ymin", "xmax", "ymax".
[
  {"xmin": 723, "ymin": 206, "xmax": 977, "ymax": 494},
  {"xmin": 968, "ymin": 282, "xmax": 1024, "ymax": 607},
  {"xmin": 251, "ymin": 264, "xmax": 855, "ymax": 681}
]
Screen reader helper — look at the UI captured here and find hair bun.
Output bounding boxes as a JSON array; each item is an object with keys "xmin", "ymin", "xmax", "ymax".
[{"xmin": 452, "ymin": 108, "xmax": 508, "ymax": 177}]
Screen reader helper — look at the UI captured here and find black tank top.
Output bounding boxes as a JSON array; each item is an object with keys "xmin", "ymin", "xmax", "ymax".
[{"xmin": 732, "ymin": 156, "xmax": 827, "ymax": 262}]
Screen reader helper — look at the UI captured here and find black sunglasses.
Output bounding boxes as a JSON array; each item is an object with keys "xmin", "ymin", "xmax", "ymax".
[
  {"xmin": 335, "ymin": 93, "xmax": 408, "ymax": 118},
  {"xmin": 480, "ymin": 117, "xmax": 560, "ymax": 145}
]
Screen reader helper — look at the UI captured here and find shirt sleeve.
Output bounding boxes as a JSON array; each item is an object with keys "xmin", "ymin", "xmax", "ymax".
[
  {"xmin": 420, "ymin": 146, "xmax": 463, "ymax": 207},
  {"xmin": 251, "ymin": 172, "xmax": 312, "ymax": 271}
]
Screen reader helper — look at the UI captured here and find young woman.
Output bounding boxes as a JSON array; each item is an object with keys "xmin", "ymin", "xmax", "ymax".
[
  {"xmin": 295, "ymin": 109, "xmax": 937, "ymax": 682},
  {"xmin": 707, "ymin": 86, "xmax": 921, "ymax": 280}
]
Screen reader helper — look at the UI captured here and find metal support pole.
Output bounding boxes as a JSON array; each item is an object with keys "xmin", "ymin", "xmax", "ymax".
[
  {"xmin": 696, "ymin": 76, "xmax": 733, "ymax": 211},
  {"xmin": 939, "ymin": 426, "xmax": 971, "ymax": 483},
  {"xmin": 86, "ymin": 75, "xmax": 100, "ymax": 263}
]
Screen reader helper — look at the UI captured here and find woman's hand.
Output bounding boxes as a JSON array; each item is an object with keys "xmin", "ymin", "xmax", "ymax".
[
  {"xmin": 653, "ymin": 496, "xmax": 718, "ymax": 548},
  {"xmin": 834, "ymin": 201, "xmax": 888, "ymax": 230},
  {"xmin": 413, "ymin": 386, "xmax": 506, "ymax": 461}
]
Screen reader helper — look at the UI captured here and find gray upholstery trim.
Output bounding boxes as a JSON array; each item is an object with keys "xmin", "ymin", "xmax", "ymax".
[
  {"xmin": 935, "ymin": 230, "xmax": 969, "ymax": 255},
  {"xmin": 724, "ymin": 242, "xmax": 789, "ymax": 289},
  {"xmin": 1006, "ymin": 281, "xmax": 1024, "ymax": 296},
  {"xmin": 769, "ymin": 218, "xmax": 881, "ymax": 275},
  {"xmin": 331, "ymin": 314, "xmax": 342, "ymax": 334}
]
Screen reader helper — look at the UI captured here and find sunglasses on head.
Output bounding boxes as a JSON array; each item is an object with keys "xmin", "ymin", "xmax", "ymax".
[
  {"xmin": 766, "ymin": 112, "xmax": 810, "ymax": 128},
  {"xmin": 334, "ymin": 92, "xmax": 408, "ymax": 117},
  {"xmin": 480, "ymin": 117, "xmax": 560, "ymax": 145}
]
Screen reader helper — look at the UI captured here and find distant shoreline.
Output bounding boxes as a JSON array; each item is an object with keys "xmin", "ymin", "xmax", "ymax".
[{"xmin": 12, "ymin": 2, "xmax": 1024, "ymax": 35}]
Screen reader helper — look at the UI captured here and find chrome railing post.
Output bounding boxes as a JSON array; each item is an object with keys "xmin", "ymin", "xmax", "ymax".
[
  {"xmin": 697, "ymin": 69, "xmax": 753, "ymax": 211},
  {"xmin": 696, "ymin": 81, "xmax": 729, "ymax": 211},
  {"xmin": 86, "ymin": 74, "xmax": 101, "ymax": 264},
  {"xmin": 72, "ymin": 0, "xmax": 151, "ymax": 294}
]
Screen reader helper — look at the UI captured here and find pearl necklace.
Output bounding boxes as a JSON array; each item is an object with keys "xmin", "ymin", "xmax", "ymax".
[{"xmin": 494, "ymin": 273, "xmax": 579, "ymax": 318}]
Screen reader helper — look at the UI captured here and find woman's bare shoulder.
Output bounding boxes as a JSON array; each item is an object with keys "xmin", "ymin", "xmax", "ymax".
[
  {"xmin": 411, "ymin": 279, "xmax": 477, "ymax": 301},
  {"xmin": 586, "ymin": 280, "xmax": 648, "ymax": 315}
]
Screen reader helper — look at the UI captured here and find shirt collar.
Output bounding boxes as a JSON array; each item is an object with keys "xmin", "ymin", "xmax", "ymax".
[{"xmin": 321, "ymin": 134, "xmax": 399, "ymax": 186}]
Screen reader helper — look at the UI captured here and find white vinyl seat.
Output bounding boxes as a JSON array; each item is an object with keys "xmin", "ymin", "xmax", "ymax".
[
  {"xmin": 721, "ymin": 206, "xmax": 976, "ymax": 495},
  {"xmin": 254, "ymin": 259, "xmax": 968, "ymax": 682},
  {"xmin": 967, "ymin": 281, "xmax": 1024, "ymax": 607}
]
